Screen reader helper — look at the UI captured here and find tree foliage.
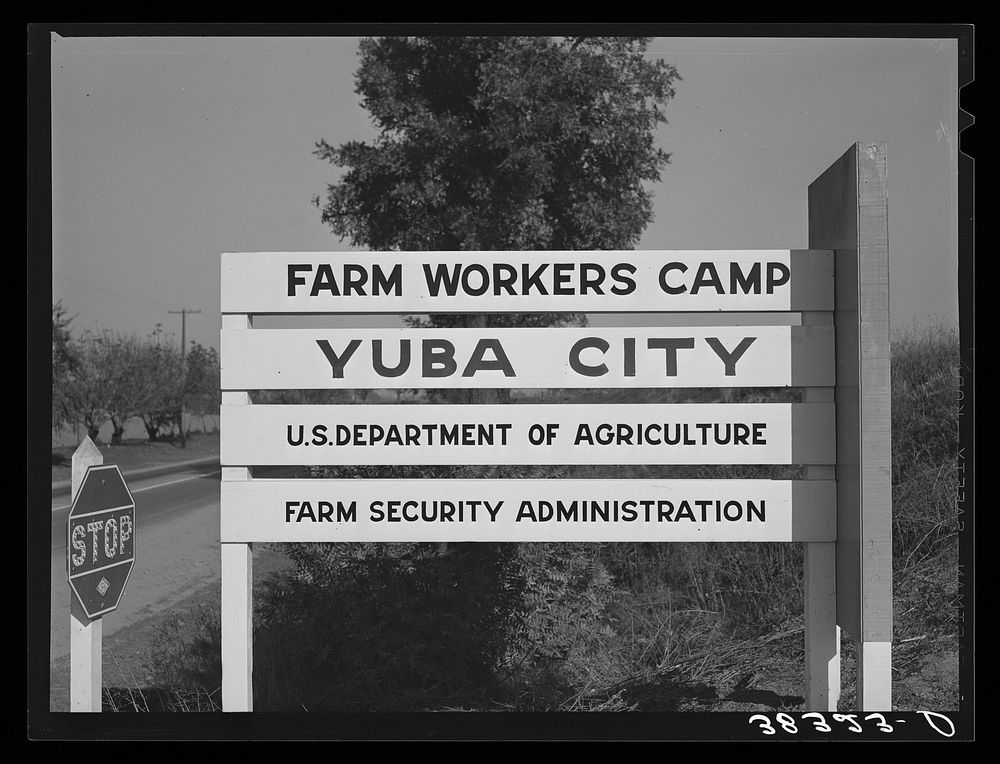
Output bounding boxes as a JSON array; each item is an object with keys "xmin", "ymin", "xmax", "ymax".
[
  {"xmin": 56, "ymin": 330, "xmax": 113, "ymax": 442},
  {"xmin": 51, "ymin": 318, "xmax": 221, "ymax": 444},
  {"xmin": 134, "ymin": 330, "xmax": 186, "ymax": 442},
  {"xmin": 183, "ymin": 342, "xmax": 221, "ymax": 421},
  {"xmin": 315, "ymin": 36, "xmax": 678, "ymax": 256},
  {"xmin": 52, "ymin": 300, "xmax": 78, "ymax": 431},
  {"xmin": 90, "ymin": 330, "xmax": 150, "ymax": 445}
]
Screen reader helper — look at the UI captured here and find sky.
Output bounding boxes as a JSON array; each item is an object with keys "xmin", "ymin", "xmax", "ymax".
[{"xmin": 50, "ymin": 32, "xmax": 962, "ymax": 353}]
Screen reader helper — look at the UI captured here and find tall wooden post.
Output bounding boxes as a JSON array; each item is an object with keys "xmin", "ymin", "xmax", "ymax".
[
  {"xmin": 808, "ymin": 142, "xmax": 893, "ymax": 710},
  {"xmin": 70, "ymin": 437, "xmax": 103, "ymax": 712},
  {"xmin": 221, "ymin": 313, "xmax": 254, "ymax": 711},
  {"xmin": 802, "ymin": 308, "xmax": 840, "ymax": 710}
]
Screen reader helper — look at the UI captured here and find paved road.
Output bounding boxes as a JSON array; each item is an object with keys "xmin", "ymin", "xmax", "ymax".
[{"xmin": 49, "ymin": 463, "xmax": 224, "ymax": 708}]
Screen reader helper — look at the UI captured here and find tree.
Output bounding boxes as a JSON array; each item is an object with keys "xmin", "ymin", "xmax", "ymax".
[
  {"xmin": 183, "ymin": 342, "xmax": 221, "ymax": 431},
  {"xmin": 89, "ymin": 330, "xmax": 149, "ymax": 445},
  {"xmin": 59, "ymin": 331, "xmax": 112, "ymax": 443},
  {"xmin": 57, "ymin": 329, "xmax": 156, "ymax": 444},
  {"xmin": 136, "ymin": 330, "xmax": 186, "ymax": 442},
  {"xmin": 315, "ymin": 36, "xmax": 678, "ymax": 256},
  {"xmin": 52, "ymin": 300, "xmax": 78, "ymax": 433}
]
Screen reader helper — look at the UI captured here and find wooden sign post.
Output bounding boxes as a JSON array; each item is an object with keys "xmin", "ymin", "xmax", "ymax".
[
  {"xmin": 70, "ymin": 438, "xmax": 103, "ymax": 713},
  {"xmin": 219, "ymin": 142, "xmax": 891, "ymax": 712},
  {"xmin": 67, "ymin": 439, "xmax": 137, "ymax": 712},
  {"xmin": 808, "ymin": 141, "xmax": 893, "ymax": 710}
]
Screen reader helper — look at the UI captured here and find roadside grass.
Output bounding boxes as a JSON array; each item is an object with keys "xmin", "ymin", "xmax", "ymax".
[
  {"xmin": 103, "ymin": 600, "xmax": 224, "ymax": 712},
  {"xmin": 110, "ymin": 324, "xmax": 960, "ymax": 712}
]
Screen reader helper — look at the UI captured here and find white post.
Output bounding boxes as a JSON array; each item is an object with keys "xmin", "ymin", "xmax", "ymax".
[
  {"xmin": 221, "ymin": 538, "xmax": 253, "ymax": 711},
  {"xmin": 221, "ymin": 313, "xmax": 254, "ymax": 711},
  {"xmin": 808, "ymin": 142, "xmax": 893, "ymax": 710},
  {"xmin": 804, "ymin": 542, "xmax": 840, "ymax": 709},
  {"xmin": 802, "ymin": 315, "xmax": 840, "ymax": 711},
  {"xmin": 70, "ymin": 437, "xmax": 103, "ymax": 712},
  {"xmin": 857, "ymin": 641, "xmax": 893, "ymax": 710}
]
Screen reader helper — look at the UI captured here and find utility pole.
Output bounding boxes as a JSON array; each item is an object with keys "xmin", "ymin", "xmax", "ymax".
[{"xmin": 168, "ymin": 308, "xmax": 201, "ymax": 448}]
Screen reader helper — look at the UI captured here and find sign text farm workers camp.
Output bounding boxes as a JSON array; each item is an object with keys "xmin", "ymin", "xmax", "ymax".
[{"xmin": 222, "ymin": 250, "xmax": 831, "ymax": 313}]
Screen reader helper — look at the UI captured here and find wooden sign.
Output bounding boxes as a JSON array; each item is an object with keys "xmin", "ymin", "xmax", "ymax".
[
  {"xmin": 218, "ymin": 141, "xmax": 893, "ymax": 714},
  {"xmin": 221, "ymin": 250, "xmax": 833, "ymax": 314},
  {"xmin": 220, "ymin": 402, "xmax": 835, "ymax": 466},
  {"xmin": 220, "ymin": 326, "xmax": 835, "ymax": 390},
  {"xmin": 221, "ymin": 479, "xmax": 836, "ymax": 543}
]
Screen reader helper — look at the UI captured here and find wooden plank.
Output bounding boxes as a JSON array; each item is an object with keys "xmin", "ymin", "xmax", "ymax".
[
  {"xmin": 221, "ymin": 250, "xmax": 834, "ymax": 314},
  {"xmin": 220, "ymin": 326, "xmax": 835, "ymax": 390},
  {"xmin": 808, "ymin": 142, "xmax": 892, "ymax": 645},
  {"xmin": 70, "ymin": 437, "xmax": 103, "ymax": 713},
  {"xmin": 220, "ymin": 313, "xmax": 253, "ymax": 713},
  {"xmin": 220, "ymin": 479, "xmax": 836, "ymax": 543},
  {"xmin": 221, "ymin": 402, "xmax": 835, "ymax": 466}
]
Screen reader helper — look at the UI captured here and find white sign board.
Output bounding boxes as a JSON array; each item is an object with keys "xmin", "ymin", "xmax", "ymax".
[
  {"xmin": 221, "ymin": 478, "xmax": 837, "ymax": 543},
  {"xmin": 221, "ymin": 402, "xmax": 835, "ymax": 465},
  {"xmin": 218, "ymin": 240, "xmax": 864, "ymax": 713},
  {"xmin": 221, "ymin": 250, "xmax": 833, "ymax": 314},
  {"xmin": 220, "ymin": 326, "xmax": 835, "ymax": 390}
]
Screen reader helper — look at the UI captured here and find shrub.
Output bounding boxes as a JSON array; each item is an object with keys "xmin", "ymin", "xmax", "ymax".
[{"xmin": 890, "ymin": 325, "xmax": 960, "ymax": 570}]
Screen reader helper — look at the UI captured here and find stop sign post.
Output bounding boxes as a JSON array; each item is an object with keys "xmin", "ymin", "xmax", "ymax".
[
  {"xmin": 67, "ymin": 464, "xmax": 136, "ymax": 618},
  {"xmin": 67, "ymin": 438, "xmax": 136, "ymax": 712}
]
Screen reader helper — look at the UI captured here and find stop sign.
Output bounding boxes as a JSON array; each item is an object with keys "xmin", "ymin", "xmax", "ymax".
[{"xmin": 67, "ymin": 464, "xmax": 136, "ymax": 619}]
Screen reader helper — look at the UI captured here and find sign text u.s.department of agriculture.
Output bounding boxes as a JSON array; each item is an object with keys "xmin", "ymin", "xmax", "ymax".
[
  {"xmin": 221, "ymin": 250, "xmax": 833, "ymax": 313},
  {"xmin": 220, "ymin": 403, "xmax": 835, "ymax": 466}
]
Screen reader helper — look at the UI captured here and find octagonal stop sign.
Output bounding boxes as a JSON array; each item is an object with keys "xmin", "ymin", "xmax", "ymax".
[{"xmin": 67, "ymin": 464, "xmax": 136, "ymax": 619}]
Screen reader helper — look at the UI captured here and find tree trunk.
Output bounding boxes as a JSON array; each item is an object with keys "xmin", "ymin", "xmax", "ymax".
[
  {"xmin": 83, "ymin": 414, "xmax": 102, "ymax": 444},
  {"xmin": 142, "ymin": 417, "xmax": 160, "ymax": 442}
]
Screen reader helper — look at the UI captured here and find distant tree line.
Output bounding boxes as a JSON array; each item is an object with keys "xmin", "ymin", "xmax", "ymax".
[{"xmin": 52, "ymin": 300, "xmax": 220, "ymax": 445}]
